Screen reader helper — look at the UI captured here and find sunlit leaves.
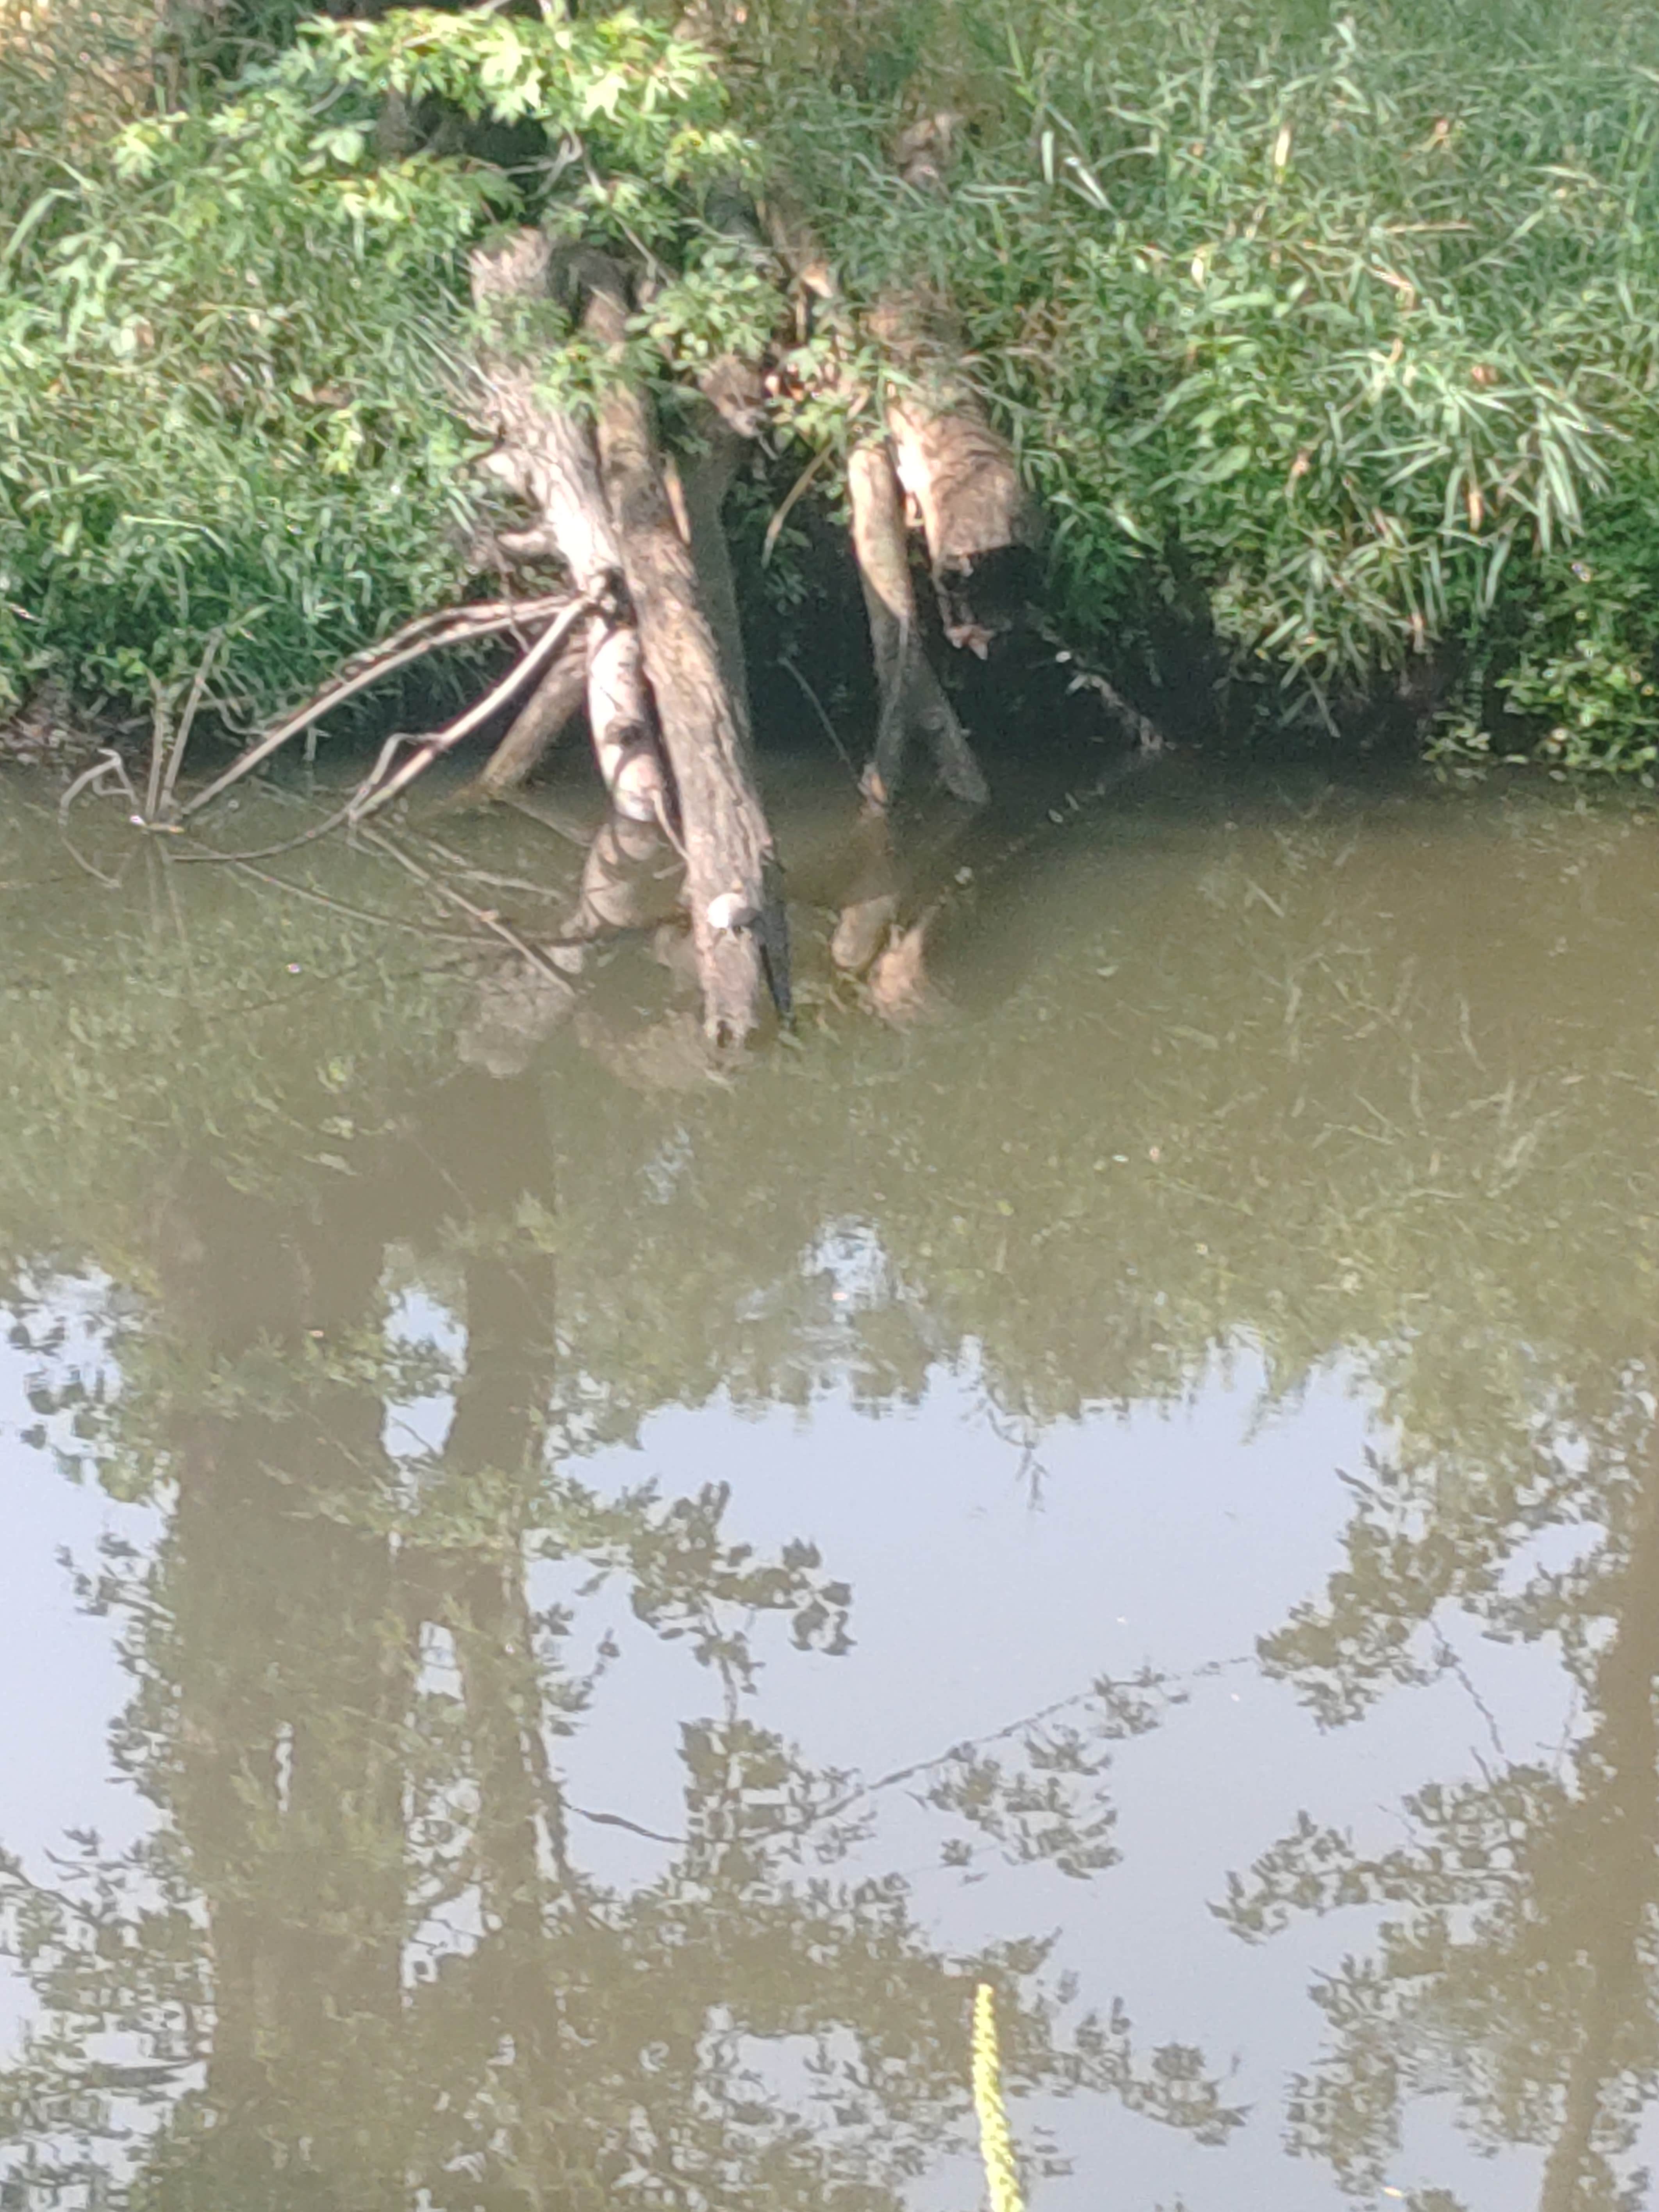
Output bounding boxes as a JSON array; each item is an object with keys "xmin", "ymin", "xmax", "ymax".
[
  {"xmin": 754, "ymin": 0, "xmax": 1659, "ymax": 758},
  {"xmin": 0, "ymin": 3, "xmax": 764, "ymax": 722}
]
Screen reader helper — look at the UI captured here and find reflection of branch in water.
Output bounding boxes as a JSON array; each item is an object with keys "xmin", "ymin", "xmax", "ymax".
[
  {"xmin": 976, "ymin": 1388, "xmax": 1049, "ymax": 1503},
  {"xmin": 223, "ymin": 855, "xmax": 481, "ymax": 940},
  {"xmin": 566, "ymin": 1659, "xmax": 1244, "ymax": 1857},
  {"xmin": 359, "ymin": 824, "xmax": 574, "ymax": 985},
  {"xmin": 1431, "ymin": 1626, "xmax": 1506, "ymax": 1763}
]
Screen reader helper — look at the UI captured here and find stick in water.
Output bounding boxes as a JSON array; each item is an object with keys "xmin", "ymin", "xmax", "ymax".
[
  {"xmin": 179, "ymin": 593, "xmax": 574, "ymax": 820},
  {"xmin": 347, "ymin": 595, "xmax": 594, "ymax": 823}
]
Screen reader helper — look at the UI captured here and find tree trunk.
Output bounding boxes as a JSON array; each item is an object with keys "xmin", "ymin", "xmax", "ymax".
[
  {"xmin": 585, "ymin": 278, "xmax": 787, "ymax": 1043},
  {"xmin": 847, "ymin": 441, "xmax": 988, "ymax": 806},
  {"xmin": 475, "ymin": 635, "xmax": 588, "ymax": 798},
  {"xmin": 470, "ymin": 231, "xmax": 785, "ymax": 1043},
  {"xmin": 766, "ymin": 187, "xmax": 1004, "ymax": 804},
  {"xmin": 470, "ymin": 233, "xmax": 681, "ymax": 849},
  {"xmin": 868, "ymin": 292, "xmax": 1043, "ymax": 658}
]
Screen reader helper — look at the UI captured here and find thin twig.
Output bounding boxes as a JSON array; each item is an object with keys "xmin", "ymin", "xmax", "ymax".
[
  {"xmin": 169, "ymin": 801, "xmax": 359, "ymax": 864},
  {"xmin": 405, "ymin": 829, "xmax": 569, "ymax": 901},
  {"xmin": 762, "ymin": 446, "xmax": 829, "ymax": 565},
  {"xmin": 355, "ymin": 824, "xmax": 575, "ymax": 983},
  {"xmin": 223, "ymin": 858, "xmax": 480, "ymax": 939},
  {"xmin": 348, "ymin": 596, "xmax": 594, "ymax": 824},
  {"xmin": 777, "ymin": 653, "xmax": 859, "ymax": 780},
  {"xmin": 160, "ymin": 630, "xmax": 221, "ymax": 818},
  {"xmin": 179, "ymin": 593, "xmax": 573, "ymax": 820}
]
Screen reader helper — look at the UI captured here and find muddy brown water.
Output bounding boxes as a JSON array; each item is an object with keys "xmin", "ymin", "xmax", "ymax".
[{"xmin": 2, "ymin": 738, "xmax": 1658, "ymax": 2210}]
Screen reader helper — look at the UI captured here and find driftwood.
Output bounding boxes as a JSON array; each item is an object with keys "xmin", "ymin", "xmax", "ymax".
[
  {"xmin": 351, "ymin": 593, "xmax": 594, "ymax": 822},
  {"xmin": 766, "ymin": 159, "xmax": 1038, "ymax": 808},
  {"xmin": 867, "ymin": 292, "xmax": 1042, "ymax": 657},
  {"xmin": 471, "ymin": 233, "xmax": 787, "ymax": 1044},
  {"xmin": 672, "ymin": 355, "xmax": 767, "ymax": 715},
  {"xmin": 471, "ymin": 235, "xmax": 681, "ymax": 838},
  {"xmin": 584, "ymin": 276, "xmax": 788, "ymax": 1040},
  {"xmin": 179, "ymin": 593, "xmax": 574, "ymax": 822},
  {"xmin": 868, "ymin": 120, "xmax": 1042, "ymax": 660},
  {"xmin": 159, "ymin": 130, "xmax": 1069, "ymax": 1055},
  {"xmin": 474, "ymin": 637, "xmax": 589, "ymax": 798}
]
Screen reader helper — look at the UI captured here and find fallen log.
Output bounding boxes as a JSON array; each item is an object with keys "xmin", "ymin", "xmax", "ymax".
[
  {"xmin": 471, "ymin": 234, "xmax": 787, "ymax": 1043},
  {"xmin": 470, "ymin": 234, "xmax": 683, "ymax": 842},
  {"xmin": 178, "ymin": 592, "xmax": 574, "ymax": 821},
  {"xmin": 876, "ymin": 115, "xmax": 1044, "ymax": 658},
  {"xmin": 867, "ymin": 293, "xmax": 1042, "ymax": 659},
  {"xmin": 351, "ymin": 592, "xmax": 594, "ymax": 822},
  {"xmin": 585, "ymin": 271, "xmax": 788, "ymax": 1042},
  {"xmin": 474, "ymin": 638, "xmax": 589, "ymax": 798},
  {"xmin": 765, "ymin": 186, "xmax": 1006, "ymax": 807}
]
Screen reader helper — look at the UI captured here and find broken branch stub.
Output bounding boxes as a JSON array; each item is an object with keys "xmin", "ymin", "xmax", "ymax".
[{"xmin": 868, "ymin": 294, "xmax": 1043, "ymax": 657}]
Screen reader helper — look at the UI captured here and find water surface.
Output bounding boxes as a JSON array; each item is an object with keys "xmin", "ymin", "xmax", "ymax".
[{"xmin": 2, "ymin": 746, "xmax": 1657, "ymax": 2211}]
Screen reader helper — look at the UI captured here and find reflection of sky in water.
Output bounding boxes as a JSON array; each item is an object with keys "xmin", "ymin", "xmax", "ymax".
[
  {"xmin": 0, "ymin": 1274, "xmax": 1634, "ymax": 2210},
  {"xmin": 0, "ymin": 1297, "xmax": 167, "ymax": 2193},
  {"xmin": 542, "ymin": 1355, "xmax": 1585, "ymax": 2211}
]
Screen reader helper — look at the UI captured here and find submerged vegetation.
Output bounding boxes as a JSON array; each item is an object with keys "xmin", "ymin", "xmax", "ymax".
[{"xmin": 6, "ymin": 0, "xmax": 1659, "ymax": 773}]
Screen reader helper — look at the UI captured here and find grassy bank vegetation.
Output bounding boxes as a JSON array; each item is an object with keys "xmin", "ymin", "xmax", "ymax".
[{"xmin": 6, "ymin": 0, "xmax": 1659, "ymax": 769}]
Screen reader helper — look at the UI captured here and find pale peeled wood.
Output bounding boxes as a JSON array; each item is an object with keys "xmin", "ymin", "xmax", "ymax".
[
  {"xmin": 586, "ymin": 622, "xmax": 663, "ymax": 823},
  {"xmin": 471, "ymin": 234, "xmax": 679, "ymax": 833}
]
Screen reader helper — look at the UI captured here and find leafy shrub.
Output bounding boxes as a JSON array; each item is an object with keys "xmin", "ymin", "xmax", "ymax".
[
  {"xmin": 0, "ymin": 7, "xmax": 765, "ymax": 724},
  {"xmin": 9, "ymin": 0, "xmax": 1659, "ymax": 769},
  {"xmin": 744, "ymin": 0, "xmax": 1659, "ymax": 760}
]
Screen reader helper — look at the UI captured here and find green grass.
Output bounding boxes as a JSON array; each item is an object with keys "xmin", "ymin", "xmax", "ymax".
[{"xmin": 8, "ymin": 0, "xmax": 1659, "ymax": 767}]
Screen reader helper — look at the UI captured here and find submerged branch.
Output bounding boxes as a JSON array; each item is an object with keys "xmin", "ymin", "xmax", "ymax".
[
  {"xmin": 179, "ymin": 593, "xmax": 576, "ymax": 821},
  {"xmin": 348, "ymin": 594, "xmax": 596, "ymax": 824}
]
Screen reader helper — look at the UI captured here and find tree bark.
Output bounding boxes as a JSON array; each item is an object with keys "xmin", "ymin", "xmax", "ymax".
[
  {"xmin": 475, "ymin": 635, "xmax": 588, "ymax": 798},
  {"xmin": 868, "ymin": 293, "xmax": 1043, "ymax": 658},
  {"xmin": 847, "ymin": 441, "xmax": 988, "ymax": 806},
  {"xmin": 766, "ymin": 187, "xmax": 1001, "ymax": 804},
  {"xmin": 585, "ymin": 278, "xmax": 786, "ymax": 1044},
  {"xmin": 471, "ymin": 231, "xmax": 785, "ymax": 1043},
  {"xmin": 470, "ymin": 234, "xmax": 682, "ymax": 847}
]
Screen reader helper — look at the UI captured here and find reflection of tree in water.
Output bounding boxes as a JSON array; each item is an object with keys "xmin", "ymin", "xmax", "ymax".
[
  {"xmin": 0, "ymin": 1066, "xmax": 1239, "ymax": 2207},
  {"xmin": 1218, "ymin": 1377, "xmax": 1659, "ymax": 2210},
  {"xmin": 9, "ymin": 783, "xmax": 1659, "ymax": 2200}
]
